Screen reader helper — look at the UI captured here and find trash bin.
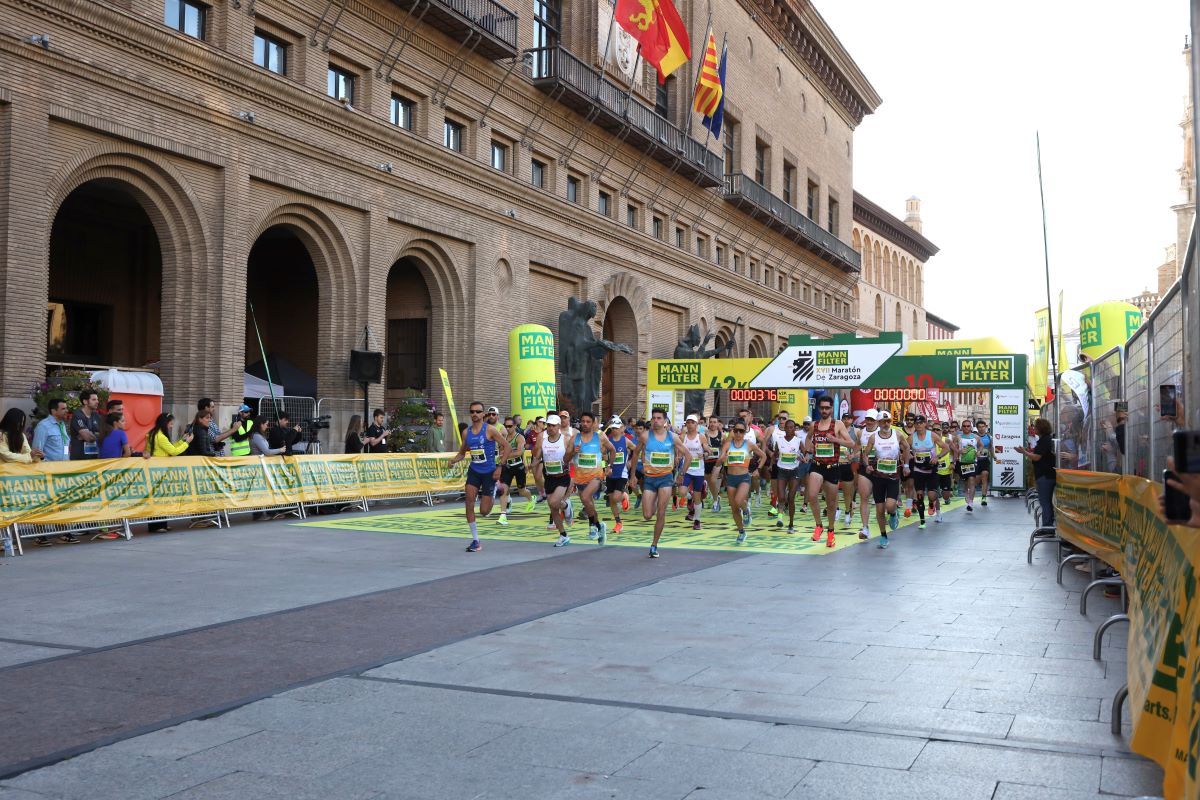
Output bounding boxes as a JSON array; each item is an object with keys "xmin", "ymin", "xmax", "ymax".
[{"xmin": 90, "ymin": 369, "xmax": 164, "ymax": 453}]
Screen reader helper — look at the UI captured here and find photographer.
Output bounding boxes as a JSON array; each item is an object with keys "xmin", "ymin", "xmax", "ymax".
[
  {"xmin": 363, "ymin": 408, "xmax": 391, "ymax": 454},
  {"xmin": 268, "ymin": 412, "xmax": 302, "ymax": 455}
]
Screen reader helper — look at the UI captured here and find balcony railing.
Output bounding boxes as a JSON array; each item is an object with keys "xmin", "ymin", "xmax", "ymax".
[
  {"xmin": 413, "ymin": 0, "xmax": 518, "ymax": 60},
  {"xmin": 528, "ymin": 46, "xmax": 724, "ymax": 188},
  {"xmin": 723, "ymin": 173, "xmax": 861, "ymax": 273}
]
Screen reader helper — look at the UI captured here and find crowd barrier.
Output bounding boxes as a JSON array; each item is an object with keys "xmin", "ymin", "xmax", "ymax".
[
  {"xmin": 0, "ymin": 453, "xmax": 467, "ymax": 542},
  {"xmin": 1054, "ymin": 470, "xmax": 1198, "ymax": 800}
]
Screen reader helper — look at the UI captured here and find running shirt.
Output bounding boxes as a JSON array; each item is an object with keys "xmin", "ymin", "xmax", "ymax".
[
  {"xmin": 608, "ymin": 433, "xmax": 628, "ymax": 479},
  {"xmin": 958, "ymin": 433, "xmax": 979, "ymax": 476},
  {"xmin": 838, "ymin": 427, "xmax": 855, "ymax": 464},
  {"xmin": 506, "ymin": 433, "xmax": 524, "ymax": 467},
  {"xmin": 776, "ymin": 434, "xmax": 803, "ymax": 471},
  {"xmin": 726, "ymin": 439, "xmax": 750, "ymax": 468},
  {"xmin": 770, "ymin": 426, "xmax": 787, "ymax": 452},
  {"xmin": 811, "ymin": 419, "xmax": 839, "ymax": 465},
  {"xmin": 465, "ymin": 424, "xmax": 496, "ymax": 474},
  {"xmin": 978, "ymin": 433, "xmax": 992, "ymax": 459},
  {"xmin": 642, "ymin": 430, "xmax": 676, "ymax": 477},
  {"xmin": 743, "ymin": 426, "xmax": 758, "ymax": 446},
  {"xmin": 573, "ymin": 432, "xmax": 605, "ymax": 483},
  {"xmin": 705, "ymin": 432, "xmax": 723, "ymax": 463},
  {"xmin": 861, "ymin": 427, "xmax": 878, "ymax": 466},
  {"xmin": 682, "ymin": 432, "xmax": 706, "ymax": 477},
  {"xmin": 873, "ymin": 430, "xmax": 901, "ymax": 477},
  {"xmin": 910, "ymin": 431, "xmax": 935, "ymax": 472},
  {"xmin": 937, "ymin": 449, "xmax": 954, "ymax": 476},
  {"xmin": 540, "ymin": 432, "xmax": 567, "ymax": 476}
]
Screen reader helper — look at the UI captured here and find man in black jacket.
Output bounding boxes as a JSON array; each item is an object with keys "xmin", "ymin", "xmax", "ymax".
[{"xmin": 268, "ymin": 412, "xmax": 303, "ymax": 455}]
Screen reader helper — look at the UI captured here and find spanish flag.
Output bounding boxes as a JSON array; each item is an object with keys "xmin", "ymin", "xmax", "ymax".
[
  {"xmin": 692, "ymin": 31, "xmax": 722, "ymax": 117},
  {"xmin": 615, "ymin": 0, "xmax": 691, "ymax": 84}
]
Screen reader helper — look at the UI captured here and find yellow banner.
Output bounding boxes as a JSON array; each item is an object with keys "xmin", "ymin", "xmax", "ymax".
[
  {"xmin": 901, "ymin": 336, "xmax": 1013, "ymax": 356},
  {"xmin": 1032, "ymin": 307, "xmax": 1049, "ymax": 402},
  {"xmin": 1056, "ymin": 470, "xmax": 1200, "ymax": 800},
  {"xmin": 439, "ymin": 368, "xmax": 461, "ymax": 448},
  {"xmin": 647, "ymin": 358, "xmax": 767, "ymax": 391},
  {"xmin": 0, "ymin": 454, "xmax": 467, "ymax": 527}
]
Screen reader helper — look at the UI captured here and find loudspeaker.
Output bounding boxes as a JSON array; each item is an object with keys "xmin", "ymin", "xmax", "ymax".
[{"xmin": 348, "ymin": 349, "xmax": 383, "ymax": 384}]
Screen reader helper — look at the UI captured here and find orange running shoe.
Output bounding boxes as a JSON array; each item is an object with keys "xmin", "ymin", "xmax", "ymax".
[
  {"xmin": 613, "ymin": 521, "xmax": 623, "ymax": 534},
  {"xmin": 621, "ymin": 497, "xmax": 630, "ymax": 511},
  {"xmin": 903, "ymin": 507, "xmax": 912, "ymax": 518},
  {"xmin": 826, "ymin": 529, "xmax": 835, "ymax": 547},
  {"xmin": 811, "ymin": 525, "xmax": 824, "ymax": 542}
]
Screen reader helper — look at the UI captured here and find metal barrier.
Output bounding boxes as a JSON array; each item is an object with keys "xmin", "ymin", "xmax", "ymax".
[
  {"xmin": 256, "ymin": 395, "xmax": 319, "ymax": 449},
  {"xmin": 1149, "ymin": 284, "xmax": 1184, "ymax": 479},
  {"xmin": 1124, "ymin": 329, "xmax": 1151, "ymax": 478},
  {"xmin": 315, "ymin": 397, "xmax": 366, "ymax": 456},
  {"xmin": 1089, "ymin": 347, "xmax": 1124, "ymax": 474}
]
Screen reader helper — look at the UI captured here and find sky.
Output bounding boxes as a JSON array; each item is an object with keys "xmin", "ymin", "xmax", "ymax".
[{"xmin": 818, "ymin": 0, "xmax": 1191, "ymax": 352}]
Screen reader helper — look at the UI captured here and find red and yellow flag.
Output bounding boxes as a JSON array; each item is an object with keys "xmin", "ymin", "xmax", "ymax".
[
  {"xmin": 692, "ymin": 31, "xmax": 722, "ymax": 116},
  {"xmin": 615, "ymin": 0, "xmax": 691, "ymax": 84}
]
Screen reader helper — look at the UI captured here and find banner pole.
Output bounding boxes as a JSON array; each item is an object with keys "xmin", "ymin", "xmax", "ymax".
[
  {"xmin": 1035, "ymin": 133, "xmax": 1061, "ymax": 458},
  {"xmin": 248, "ymin": 301, "xmax": 278, "ymax": 419}
]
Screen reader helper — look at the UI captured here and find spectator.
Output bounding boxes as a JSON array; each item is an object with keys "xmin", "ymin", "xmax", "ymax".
[
  {"xmin": 250, "ymin": 415, "xmax": 286, "ymax": 456},
  {"xmin": 0, "ymin": 409, "xmax": 40, "ymax": 463},
  {"xmin": 512, "ymin": 414, "xmax": 525, "ymax": 436},
  {"xmin": 344, "ymin": 415, "xmax": 364, "ymax": 454},
  {"xmin": 1016, "ymin": 417, "xmax": 1056, "ymax": 527},
  {"xmin": 70, "ymin": 389, "xmax": 101, "ymax": 460},
  {"xmin": 98, "ymin": 412, "xmax": 131, "ymax": 458},
  {"xmin": 99, "ymin": 398, "xmax": 124, "ymax": 446},
  {"xmin": 195, "ymin": 398, "xmax": 234, "ymax": 454},
  {"xmin": 226, "ymin": 404, "xmax": 255, "ymax": 457},
  {"xmin": 185, "ymin": 410, "xmax": 217, "ymax": 456},
  {"xmin": 268, "ymin": 412, "xmax": 302, "ymax": 454},
  {"xmin": 425, "ymin": 412, "xmax": 445, "ymax": 453},
  {"xmin": 146, "ymin": 413, "xmax": 191, "ymax": 457},
  {"xmin": 30, "ymin": 399, "xmax": 76, "ymax": 544},
  {"xmin": 363, "ymin": 409, "xmax": 391, "ymax": 454}
]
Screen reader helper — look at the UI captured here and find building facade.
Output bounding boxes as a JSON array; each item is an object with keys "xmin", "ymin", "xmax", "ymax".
[
  {"xmin": 925, "ymin": 311, "xmax": 957, "ymax": 341},
  {"xmin": 0, "ymin": 0, "xmax": 879, "ymax": 426},
  {"xmin": 851, "ymin": 193, "xmax": 937, "ymax": 338}
]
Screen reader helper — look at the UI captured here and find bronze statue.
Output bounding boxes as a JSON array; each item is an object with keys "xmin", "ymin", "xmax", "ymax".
[
  {"xmin": 557, "ymin": 298, "xmax": 633, "ymax": 413},
  {"xmin": 674, "ymin": 323, "xmax": 736, "ymax": 417}
]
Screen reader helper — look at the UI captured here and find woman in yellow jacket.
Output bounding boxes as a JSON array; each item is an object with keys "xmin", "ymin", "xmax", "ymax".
[{"xmin": 144, "ymin": 413, "xmax": 192, "ymax": 532}]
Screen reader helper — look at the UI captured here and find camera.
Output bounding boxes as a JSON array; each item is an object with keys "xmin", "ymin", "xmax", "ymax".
[{"xmin": 303, "ymin": 415, "xmax": 332, "ymax": 431}]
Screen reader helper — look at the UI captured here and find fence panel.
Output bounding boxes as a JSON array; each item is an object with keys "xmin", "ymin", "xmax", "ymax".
[
  {"xmin": 1185, "ymin": 232, "xmax": 1198, "ymax": 431},
  {"xmin": 256, "ymin": 396, "xmax": 319, "ymax": 449},
  {"xmin": 1124, "ymin": 330, "xmax": 1151, "ymax": 478},
  {"xmin": 1090, "ymin": 348, "xmax": 1124, "ymax": 474},
  {"xmin": 315, "ymin": 398, "xmax": 367, "ymax": 456},
  {"xmin": 1055, "ymin": 370, "xmax": 1088, "ymax": 471},
  {"xmin": 1149, "ymin": 287, "xmax": 1184, "ymax": 478}
]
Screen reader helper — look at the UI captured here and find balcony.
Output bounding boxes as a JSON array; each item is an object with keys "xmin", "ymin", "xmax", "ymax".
[
  {"xmin": 723, "ymin": 173, "xmax": 861, "ymax": 273},
  {"xmin": 528, "ymin": 46, "xmax": 724, "ymax": 188},
  {"xmin": 413, "ymin": 0, "xmax": 518, "ymax": 60}
]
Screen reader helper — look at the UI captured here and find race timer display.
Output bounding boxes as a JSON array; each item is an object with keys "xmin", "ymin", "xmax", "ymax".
[{"xmin": 726, "ymin": 389, "xmax": 778, "ymax": 402}]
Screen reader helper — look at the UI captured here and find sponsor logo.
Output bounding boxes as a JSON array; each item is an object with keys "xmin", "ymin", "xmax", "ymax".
[
  {"xmin": 996, "ymin": 404, "xmax": 1019, "ymax": 416},
  {"xmin": 656, "ymin": 361, "xmax": 702, "ymax": 387},
  {"xmin": 1080, "ymin": 312, "xmax": 1101, "ymax": 348},
  {"xmin": 935, "ymin": 347, "xmax": 972, "ymax": 356},
  {"xmin": 517, "ymin": 331, "xmax": 554, "ymax": 360},
  {"xmin": 1000, "ymin": 469, "xmax": 1016, "ymax": 486},
  {"xmin": 956, "ymin": 356, "xmax": 1014, "ymax": 386},
  {"xmin": 148, "ymin": 466, "xmax": 192, "ymax": 498},
  {"xmin": 0, "ymin": 475, "xmax": 52, "ymax": 511},
  {"xmin": 520, "ymin": 381, "xmax": 557, "ymax": 409},
  {"xmin": 817, "ymin": 350, "xmax": 848, "ymax": 366},
  {"xmin": 793, "ymin": 351, "xmax": 815, "ymax": 381}
]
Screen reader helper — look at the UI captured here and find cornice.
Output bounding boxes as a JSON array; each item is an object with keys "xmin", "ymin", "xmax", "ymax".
[
  {"xmin": 852, "ymin": 191, "xmax": 939, "ymax": 262},
  {"xmin": 924, "ymin": 311, "xmax": 959, "ymax": 331}
]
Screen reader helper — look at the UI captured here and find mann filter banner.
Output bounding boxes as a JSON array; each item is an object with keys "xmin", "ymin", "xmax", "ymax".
[
  {"xmin": 509, "ymin": 325, "xmax": 557, "ymax": 424},
  {"xmin": 989, "ymin": 388, "xmax": 1025, "ymax": 491},
  {"xmin": 1079, "ymin": 302, "xmax": 1142, "ymax": 362},
  {"xmin": 0, "ymin": 454, "xmax": 467, "ymax": 526},
  {"xmin": 1055, "ymin": 470, "xmax": 1199, "ymax": 800},
  {"xmin": 750, "ymin": 333, "xmax": 905, "ymax": 389},
  {"xmin": 648, "ymin": 358, "xmax": 771, "ymax": 391}
]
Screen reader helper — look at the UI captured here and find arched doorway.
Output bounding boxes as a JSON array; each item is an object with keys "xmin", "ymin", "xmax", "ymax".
[
  {"xmin": 602, "ymin": 296, "xmax": 638, "ymax": 419},
  {"xmin": 386, "ymin": 258, "xmax": 433, "ymax": 403},
  {"xmin": 245, "ymin": 226, "xmax": 319, "ymax": 399},
  {"xmin": 48, "ymin": 179, "xmax": 162, "ymax": 369}
]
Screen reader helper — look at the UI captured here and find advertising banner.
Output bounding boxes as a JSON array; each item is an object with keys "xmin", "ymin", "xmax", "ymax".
[
  {"xmin": 438, "ymin": 369, "xmax": 461, "ymax": 448},
  {"xmin": 1055, "ymin": 471, "xmax": 1199, "ymax": 800},
  {"xmin": 508, "ymin": 325, "xmax": 557, "ymax": 424},
  {"xmin": 749, "ymin": 333, "xmax": 905, "ymax": 389},
  {"xmin": 1078, "ymin": 302, "xmax": 1143, "ymax": 363},
  {"xmin": 1032, "ymin": 307, "xmax": 1050, "ymax": 402},
  {"xmin": 647, "ymin": 358, "xmax": 771, "ymax": 391},
  {"xmin": 989, "ymin": 388, "xmax": 1025, "ymax": 491}
]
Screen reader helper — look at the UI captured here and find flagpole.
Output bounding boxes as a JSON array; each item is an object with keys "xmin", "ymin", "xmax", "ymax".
[
  {"xmin": 683, "ymin": 16, "xmax": 713, "ymax": 138},
  {"xmin": 1036, "ymin": 131, "xmax": 1060, "ymax": 456},
  {"xmin": 598, "ymin": 0, "xmax": 619, "ymax": 78}
]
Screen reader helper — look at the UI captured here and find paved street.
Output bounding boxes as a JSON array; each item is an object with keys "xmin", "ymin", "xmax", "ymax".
[{"xmin": 0, "ymin": 498, "xmax": 1164, "ymax": 799}]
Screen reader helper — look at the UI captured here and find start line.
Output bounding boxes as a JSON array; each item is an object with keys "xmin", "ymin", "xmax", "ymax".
[{"xmin": 298, "ymin": 498, "xmax": 969, "ymax": 555}]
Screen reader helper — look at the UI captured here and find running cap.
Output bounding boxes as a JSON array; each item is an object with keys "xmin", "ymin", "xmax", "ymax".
[
  {"xmin": 803, "ymin": 416, "xmax": 813, "ymax": 423},
  {"xmin": 879, "ymin": 411, "xmax": 893, "ymax": 420},
  {"xmin": 546, "ymin": 414, "xmax": 562, "ymax": 425},
  {"xmin": 686, "ymin": 414, "xmax": 700, "ymax": 422},
  {"xmin": 486, "ymin": 406, "xmax": 500, "ymax": 414},
  {"xmin": 238, "ymin": 404, "xmax": 252, "ymax": 413},
  {"xmin": 915, "ymin": 415, "xmax": 927, "ymax": 423},
  {"xmin": 864, "ymin": 409, "xmax": 879, "ymax": 420}
]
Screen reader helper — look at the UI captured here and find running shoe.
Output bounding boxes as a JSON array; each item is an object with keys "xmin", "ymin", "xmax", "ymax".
[
  {"xmin": 633, "ymin": 496, "xmax": 642, "ymax": 509},
  {"xmin": 981, "ymin": 498, "xmax": 988, "ymax": 507},
  {"xmin": 918, "ymin": 521, "xmax": 926, "ymax": 530},
  {"xmin": 877, "ymin": 534, "xmax": 889, "ymax": 549},
  {"xmin": 800, "ymin": 505, "xmax": 808, "ymax": 514},
  {"xmin": 775, "ymin": 518, "xmax": 784, "ymax": 529},
  {"xmin": 966, "ymin": 505, "xmax": 973, "ymax": 513},
  {"xmin": 744, "ymin": 508, "xmax": 752, "ymax": 526},
  {"xmin": 712, "ymin": 498, "xmax": 721, "ymax": 514},
  {"xmin": 787, "ymin": 526, "xmax": 795, "ymax": 535},
  {"xmin": 648, "ymin": 545, "xmax": 659, "ymax": 558},
  {"xmin": 613, "ymin": 521, "xmax": 623, "ymax": 534},
  {"xmin": 555, "ymin": 535, "xmax": 570, "ymax": 547},
  {"xmin": 934, "ymin": 512, "xmax": 942, "ymax": 523},
  {"xmin": 888, "ymin": 511, "xmax": 899, "ymax": 531},
  {"xmin": 736, "ymin": 530, "xmax": 747, "ymax": 544},
  {"xmin": 692, "ymin": 519, "xmax": 701, "ymax": 531},
  {"xmin": 597, "ymin": 521, "xmax": 606, "ymax": 545},
  {"xmin": 859, "ymin": 528, "xmax": 869, "ymax": 540},
  {"xmin": 768, "ymin": 506, "xmax": 779, "ymax": 517},
  {"xmin": 546, "ymin": 521, "xmax": 557, "ymax": 530},
  {"xmin": 525, "ymin": 498, "xmax": 536, "ymax": 513},
  {"xmin": 565, "ymin": 500, "xmax": 575, "ymax": 525},
  {"xmin": 903, "ymin": 508, "xmax": 912, "ymax": 518},
  {"xmin": 811, "ymin": 525, "xmax": 824, "ymax": 542},
  {"xmin": 497, "ymin": 513, "xmax": 508, "ymax": 526},
  {"xmin": 588, "ymin": 524, "xmax": 599, "ymax": 540},
  {"xmin": 621, "ymin": 497, "xmax": 630, "ymax": 511},
  {"xmin": 685, "ymin": 511, "xmax": 695, "ymax": 522},
  {"xmin": 35, "ymin": 536, "xmax": 52, "ymax": 547},
  {"xmin": 466, "ymin": 540, "xmax": 482, "ymax": 553},
  {"xmin": 826, "ymin": 529, "xmax": 835, "ymax": 548}
]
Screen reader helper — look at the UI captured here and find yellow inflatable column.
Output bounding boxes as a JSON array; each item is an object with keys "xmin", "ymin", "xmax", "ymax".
[
  {"xmin": 1079, "ymin": 302, "xmax": 1142, "ymax": 362},
  {"xmin": 509, "ymin": 325, "xmax": 557, "ymax": 421}
]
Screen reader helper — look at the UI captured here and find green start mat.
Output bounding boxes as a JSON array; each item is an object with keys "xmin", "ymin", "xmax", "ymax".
[{"xmin": 298, "ymin": 497, "xmax": 966, "ymax": 555}]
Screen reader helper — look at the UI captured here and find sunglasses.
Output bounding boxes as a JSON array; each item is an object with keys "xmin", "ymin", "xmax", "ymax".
[
  {"xmin": 469, "ymin": 409, "xmax": 483, "ymax": 414},
  {"xmin": 504, "ymin": 424, "xmax": 514, "ymax": 428}
]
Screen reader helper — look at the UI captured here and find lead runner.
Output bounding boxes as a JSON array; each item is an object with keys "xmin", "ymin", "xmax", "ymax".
[{"xmin": 447, "ymin": 401, "xmax": 512, "ymax": 552}]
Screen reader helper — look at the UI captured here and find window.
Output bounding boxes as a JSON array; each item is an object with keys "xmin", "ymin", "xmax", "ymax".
[
  {"xmin": 655, "ymin": 78, "xmax": 671, "ymax": 119},
  {"xmin": 695, "ymin": 234, "xmax": 707, "ymax": 258},
  {"xmin": 598, "ymin": 190, "xmax": 612, "ymax": 217},
  {"xmin": 328, "ymin": 66, "xmax": 355, "ymax": 104},
  {"xmin": 733, "ymin": 253, "xmax": 742, "ymax": 274},
  {"xmin": 626, "ymin": 204, "xmax": 637, "ymax": 227},
  {"xmin": 764, "ymin": 266, "xmax": 773, "ymax": 287},
  {"xmin": 806, "ymin": 180, "xmax": 819, "ymax": 220},
  {"xmin": 253, "ymin": 31, "xmax": 287, "ymax": 74},
  {"xmin": 675, "ymin": 227, "xmax": 685, "ymax": 248},
  {"xmin": 782, "ymin": 163, "xmax": 796, "ymax": 206},
  {"xmin": 531, "ymin": 0, "xmax": 561, "ymax": 77},
  {"xmin": 777, "ymin": 272, "xmax": 784, "ymax": 292},
  {"xmin": 491, "ymin": 141, "xmax": 508, "ymax": 171},
  {"xmin": 814, "ymin": 289, "xmax": 822, "ymax": 308},
  {"xmin": 531, "ymin": 159, "xmax": 547, "ymax": 188},
  {"xmin": 715, "ymin": 244, "xmax": 725, "ymax": 266},
  {"xmin": 803, "ymin": 284, "xmax": 811, "ymax": 304},
  {"xmin": 827, "ymin": 198, "xmax": 839, "ymax": 234},
  {"xmin": 165, "ymin": 0, "xmax": 206, "ymax": 39},
  {"xmin": 653, "ymin": 216, "xmax": 664, "ymax": 239},
  {"xmin": 567, "ymin": 175, "xmax": 581, "ymax": 203},
  {"xmin": 724, "ymin": 118, "xmax": 737, "ymax": 175},
  {"xmin": 754, "ymin": 140, "xmax": 768, "ymax": 186},
  {"xmin": 443, "ymin": 119, "xmax": 463, "ymax": 152},
  {"xmin": 390, "ymin": 95, "xmax": 414, "ymax": 130},
  {"xmin": 750, "ymin": 260, "xmax": 759, "ymax": 281}
]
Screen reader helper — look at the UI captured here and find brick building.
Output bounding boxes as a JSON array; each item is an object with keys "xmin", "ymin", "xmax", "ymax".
[
  {"xmin": 0, "ymin": 0, "xmax": 879, "ymax": 426},
  {"xmin": 925, "ymin": 311, "xmax": 957, "ymax": 341},
  {"xmin": 851, "ymin": 193, "xmax": 937, "ymax": 338}
]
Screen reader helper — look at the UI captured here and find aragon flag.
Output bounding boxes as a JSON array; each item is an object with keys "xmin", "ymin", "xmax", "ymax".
[{"xmin": 615, "ymin": 0, "xmax": 691, "ymax": 83}]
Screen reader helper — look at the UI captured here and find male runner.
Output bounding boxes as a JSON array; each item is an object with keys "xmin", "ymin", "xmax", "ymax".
[
  {"xmin": 497, "ymin": 416, "xmax": 535, "ymax": 524},
  {"xmin": 798, "ymin": 416, "xmax": 812, "ymax": 514},
  {"xmin": 526, "ymin": 416, "xmax": 546, "ymax": 501},
  {"xmin": 531, "ymin": 415, "xmax": 573, "ymax": 546},
  {"xmin": 861, "ymin": 411, "xmax": 911, "ymax": 549},
  {"xmin": 447, "ymin": 401, "xmax": 512, "ymax": 552},
  {"xmin": 854, "ymin": 410, "xmax": 880, "ymax": 539},
  {"xmin": 976, "ymin": 419, "xmax": 993, "ymax": 506},
  {"xmin": 703, "ymin": 416, "xmax": 725, "ymax": 513},
  {"xmin": 632, "ymin": 409, "xmax": 693, "ymax": 558},
  {"xmin": 765, "ymin": 411, "xmax": 789, "ymax": 517},
  {"xmin": 718, "ymin": 420, "xmax": 767, "ymax": 544},
  {"xmin": 837, "ymin": 411, "xmax": 858, "ymax": 529},
  {"xmin": 900, "ymin": 412, "xmax": 917, "ymax": 517},
  {"xmin": 572, "ymin": 412, "xmax": 615, "ymax": 544},
  {"xmin": 605, "ymin": 418, "xmax": 630, "ymax": 533},
  {"xmin": 631, "ymin": 420, "xmax": 647, "ymax": 507},
  {"xmin": 934, "ymin": 422, "xmax": 956, "ymax": 511},
  {"xmin": 907, "ymin": 415, "xmax": 949, "ymax": 529},
  {"xmin": 678, "ymin": 415, "xmax": 708, "ymax": 530},
  {"xmin": 957, "ymin": 419, "xmax": 981, "ymax": 512},
  {"xmin": 772, "ymin": 418, "xmax": 805, "ymax": 533},
  {"xmin": 805, "ymin": 395, "xmax": 857, "ymax": 547}
]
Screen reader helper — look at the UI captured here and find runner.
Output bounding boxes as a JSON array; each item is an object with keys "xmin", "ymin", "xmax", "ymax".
[
  {"xmin": 571, "ymin": 412, "xmax": 615, "ymax": 544},
  {"xmin": 766, "ymin": 411, "xmax": 789, "ymax": 518},
  {"xmin": 798, "ymin": 416, "xmax": 812, "ymax": 515},
  {"xmin": 836, "ymin": 411, "xmax": 858, "ymax": 530},
  {"xmin": 957, "ymin": 418, "xmax": 981, "ymax": 512},
  {"xmin": 631, "ymin": 409, "xmax": 693, "ymax": 558},
  {"xmin": 446, "ymin": 401, "xmax": 512, "ymax": 552},
  {"xmin": 605, "ymin": 417, "xmax": 630, "ymax": 533},
  {"xmin": 854, "ymin": 410, "xmax": 880, "ymax": 539},
  {"xmin": 703, "ymin": 416, "xmax": 725, "ymax": 514},
  {"xmin": 935, "ymin": 422, "xmax": 956, "ymax": 510},
  {"xmin": 804, "ymin": 395, "xmax": 857, "ymax": 547},
  {"xmin": 908, "ymin": 415, "xmax": 950, "ymax": 528},
  {"xmin": 497, "ymin": 416, "xmax": 535, "ymax": 524},
  {"xmin": 772, "ymin": 418, "xmax": 805, "ymax": 533},
  {"xmin": 631, "ymin": 419, "xmax": 647, "ymax": 508},
  {"xmin": 531, "ymin": 414, "xmax": 573, "ymax": 546},
  {"xmin": 975, "ymin": 419, "xmax": 993, "ymax": 506},
  {"xmin": 861, "ymin": 411, "xmax": 910, "ymax": 549},
  {"xmin": 675, "ymin": 415, "xmax": 710, "ymax": 530},
  {"xmin": 525, "ymin": 416, "xmax": 546, "ymax": 501},
  {"xmin": 948, "ymin": 420, "xmax": 962, "ymax": 496},
  {"xmin": 718, "ymin": 420, "xmax": 767, "ymax": 544},
  {"xmin": 900, "ymin": 412, "xmax": 917, "ymax": 517}
]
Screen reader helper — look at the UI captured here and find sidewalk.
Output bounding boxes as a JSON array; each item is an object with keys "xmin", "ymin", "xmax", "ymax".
[{"xmin": 0, "ymin": 497, "xmax": 1165, "ymax": 799}]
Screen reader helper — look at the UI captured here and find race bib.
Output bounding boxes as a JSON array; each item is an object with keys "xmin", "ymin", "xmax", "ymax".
[
  {"xmin": 815, "ymin": 443, "xmax": 834, "ymax": 460},
  {"xmin": 728, "ymin": 451, "xmax": 747, "ymax": 465},
  {"xmin": 578, "ymin": 452, "xmax": 599, "ymax": 468},
  {"xmin": 913, "ymin": 451, "xmax": 930, "ymax": 463},
  {"xmin": 707, "ymin": 446, "xmax": 719, "ymax": 459},
  {"xmin": 613, "ymin": 451, "xmax": 625, "ymax": 464},
  {"xmin": 961, "ymin": 462, "xmax": 976, "ymax": 476},
  {"xmin": 649, "ymin": 451, "xmax": 671, "ymax": 468},
  {"xmin": 688, "ymin": 458, "xmax": 702, "ymax": 471},
  {"xmin": 470, "ymin": 448, "xmax": 486, "ymax": 463},
  {"xmin": 544, "ymin": 460, "xmax": 563, "ymax": 475},
  {"xmin": 877, "ymin": 458, "xmax": 898, "ymax": 474},
  {"xmin": 980, "ymin": 448, "xmax": 990, "ymax": 458},
  {"xmin": 506, "ymin": 456, "xmax": 523, "ymax": 467},
  {"xmin": 83, "ymin": 442, "xmax": 99, "ymax": 456},
  {"xmin": 779, "ymin": 452, "xmax": 798, "ymax": 467}
]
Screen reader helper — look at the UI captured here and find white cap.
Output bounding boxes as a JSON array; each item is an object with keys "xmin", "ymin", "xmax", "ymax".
[
  {"xmin": 879, "ymin": 410, "xmax": 892, "ymax": 420},
  {"xmin": 686, "ymin": 414, "xmax": 700, "ymax": 422},
  {"xmin": 803, "ymin": 416, "xmax": 813, "ymax": 423},
  {"xmin": 546, "ymin": 414, "xmax": 562, "ymax": 425},
  {"xmin": 606, "ymin": 415, "xmax": 623, "ymax": 428},
  {"xmin": 486, "ymin": 406, "xmax": 499, "ymax": 414},
  {"xmin": 864, "ymin": 409, "xmax": 879, "ymax": 420}
]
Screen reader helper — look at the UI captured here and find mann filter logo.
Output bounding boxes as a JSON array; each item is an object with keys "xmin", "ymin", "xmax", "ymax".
[
  {"xmin": 997, "ymin": 404, "xmax": 1019, "ymax": 416},
  {"xmin": 1080, "ymin": 312, "xmax": 1101, "ymax": 348},
  {"xmin": 656, "ymin": 361, "xmax": 701, "ymax": 387},
  {"xmin": 517, "ymin": 331, "xmax": 554, "ymax": 360},
  {"xmin": 520, "ymin": 381, "xmax": 556, "ymax": 409},
  {"xmin": 936, "ymin": 347, "xmax": 972, "ymax": 356},
  {"xmin": 793, "ymin": 351, "xmax": 815, "ymax": 381},
  {"xmin": 148, "ymin": 467, "xmax": 192, "ymax": 498},
  {"xmin": 1125, "ymin": 310, "xmax": 1142, "ymax": 337},
  {"xmin": 817, "ymin": 350, "xmax": 848, "ymax": 366},
  {"xmin": 956, "ymin": 356, "xmax": 1014, "ymax": 386}
]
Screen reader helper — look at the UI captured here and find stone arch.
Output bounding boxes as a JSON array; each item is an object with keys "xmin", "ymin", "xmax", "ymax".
[
  {"xmin": 602, "ymin": 296, "xmax": 638, "ymax": 418},
  {"xmin": 912, "ymin": 309, "xmax": 919, "ymax": 339},
  {"xmin": 599, "ymin": 272, "xmax": 652, "ymax": 416},
  {"xmin": 915, "ymin": 264, "xmax": 923, "ymax": 305},
  {"xmin": 47, "ymin": 148, "xmax": 211, "ymax": 401},
  {"xmin": 874, "ymin": 294, "xmax": 883, "ymax": 329},
  {"xmin": 900, "ymin": 258, "xmax": 909, "ymax": 300},
  {"xmin": 852, "ymin": 229, "xmax": 861, "ymax": 254},
  {"xmin": 891, "ymin": 256, "xmax": 900, "ymax": 298},
  {"xmin": 390, "ymin": 236, "xmax": 468, "ymax": 403},
  {"xmin": 872, "ymin": 241, "xmax": 882, "ymax": 286},
  {"xmin": 747, "ymin": 335, "xmax": 768, "ymax": 359}
]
